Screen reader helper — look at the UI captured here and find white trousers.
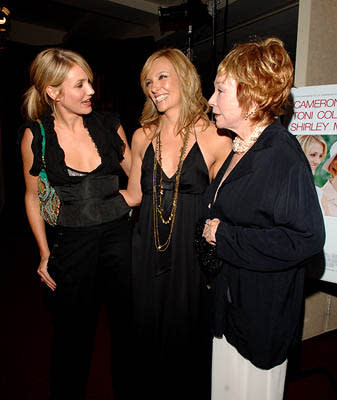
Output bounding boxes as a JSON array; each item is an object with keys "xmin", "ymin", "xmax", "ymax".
[{"xmin": 212, "ymin": 336, "xmax": 287, "ymax": 400}]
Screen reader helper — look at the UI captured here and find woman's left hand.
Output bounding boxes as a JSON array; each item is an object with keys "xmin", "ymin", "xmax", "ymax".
[{"xmin": 202, "ymin": 218, "xmax": 220, "ymax": 246}]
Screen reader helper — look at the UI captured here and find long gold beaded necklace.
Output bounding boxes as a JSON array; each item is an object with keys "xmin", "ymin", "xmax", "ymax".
[{"xmin": 152, "ymin": 128, "xmax": 190, "ymax": 252}]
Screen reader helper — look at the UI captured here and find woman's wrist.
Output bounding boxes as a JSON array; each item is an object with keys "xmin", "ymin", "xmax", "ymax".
[{"xmin": 40, "ymin": 251, "xmax": 50, "ymax": 261}]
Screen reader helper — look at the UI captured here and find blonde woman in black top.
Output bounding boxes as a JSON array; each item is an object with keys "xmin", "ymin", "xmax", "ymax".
[{"xmin": 21, "ymin": 48, "xmax": 132, "ymax": 400}]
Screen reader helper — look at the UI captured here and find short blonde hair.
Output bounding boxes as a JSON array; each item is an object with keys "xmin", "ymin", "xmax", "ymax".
[
  {"xmin": 140, "ymin": 48, "xmax": 210, "ymax": 137},
  {"xmin": 23, "ymin": 48, "xmax": 93, "ymax": 120},
  {"xmin": 297, "ymin": 135, "xmax": 327, "ymax": 160},
  {"xmin": 217, "ymin": 37, "xmax": 294, "ymax": 125}
]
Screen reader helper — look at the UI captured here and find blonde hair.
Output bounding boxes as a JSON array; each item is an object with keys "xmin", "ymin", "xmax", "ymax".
[
  {"xmin": 140, "ymin": 48, "xmax": 210, "ymax": 137},
  {"xmin": 217, "ymin": 37, "xmax": 294, "ymax": 125},
  {"xmin": 23, "ymin": 48, "xmax": 93, "ymax": 120},
  {"xmin": 297, "ymin": 135, "xmax": 327, "ymax": 160}
]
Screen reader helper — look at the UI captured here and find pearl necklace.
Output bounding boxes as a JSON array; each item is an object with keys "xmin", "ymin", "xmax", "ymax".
[{"xmin": 232, "ymin": 126, "xmax": 265, "ymax": 154}]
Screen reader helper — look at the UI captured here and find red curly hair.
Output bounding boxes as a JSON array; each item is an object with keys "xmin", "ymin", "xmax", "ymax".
[{"xmin": 217, "ymin": 37, "xmax": 294, "ymax": 125}]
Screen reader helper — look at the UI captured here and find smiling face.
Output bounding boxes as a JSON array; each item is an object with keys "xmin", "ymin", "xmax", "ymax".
[
  {"xmin": 52, "ymin": 63, "xmax": 94, "ymax": 116},
  {"xmin": 144, "ymin": 56, "xmax": 181, "ymax": 115},
  {"xmin": 208, "ymin": 74, "xmax": 245, "ymax": 131},
  {"xmin": 307, "ymin": 141, "xmax": 325, "ymax": 174}
]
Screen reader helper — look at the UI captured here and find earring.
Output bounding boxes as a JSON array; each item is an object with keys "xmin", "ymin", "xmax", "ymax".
[{"xmin": 244, "ymin": 110, "xmax": 255, "ymax": 120}]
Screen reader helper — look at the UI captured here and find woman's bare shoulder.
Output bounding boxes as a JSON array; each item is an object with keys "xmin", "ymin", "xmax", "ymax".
[
  {"xmin": 131, "ymin": 126, "xmax": 154, "ymax": 157},
  {"xmin": 132, "ymin": 126, "xmax": 155, "ymax": 142}
]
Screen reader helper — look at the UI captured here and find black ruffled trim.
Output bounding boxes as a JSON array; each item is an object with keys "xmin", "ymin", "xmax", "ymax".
[
  {"xmin": 19, "ymin": 111, "xmax": 124, "ymax": 185},
  {"xmin": 40, "ymin": 113, "xmax": 71, "ymax": 181},
  {"xmin": 101, "ymin": 111, "xmax": 125, "ymax": 162},
  {"xmin": 18, "ymin": 119, "xmax": 43, "ymax": 176}
]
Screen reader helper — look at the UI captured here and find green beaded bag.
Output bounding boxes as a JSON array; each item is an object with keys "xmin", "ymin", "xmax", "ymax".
[{"xmin": 36, "ymin": 119, "xmax": 60, "ymax": 226}]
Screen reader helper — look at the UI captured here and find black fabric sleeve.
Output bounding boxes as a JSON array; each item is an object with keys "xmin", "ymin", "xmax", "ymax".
[
  {"xmin": 102, "ymin": 111, "xmax": 126, "ymax": 162},
  {"xmin": 215, "ymin": 162, "xmax": 325, "ymax": 272},
  {"xmin": 18, "ymin": 120, "xmax": 42, "ymax": 176}
]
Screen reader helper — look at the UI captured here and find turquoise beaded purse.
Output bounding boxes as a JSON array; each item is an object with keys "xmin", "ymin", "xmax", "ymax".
[{"xmin": 36, "ymin": 119, "xmax": 60, "ymax": 226}]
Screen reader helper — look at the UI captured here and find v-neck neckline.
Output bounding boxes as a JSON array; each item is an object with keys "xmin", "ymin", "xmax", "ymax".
[
  {"xmin": 151, "ymin": 141, "xmax": 198, "ymax": 180},
  {"xmin": 49, "ymin": 113, "xmax": 103, "ymax": 175}
]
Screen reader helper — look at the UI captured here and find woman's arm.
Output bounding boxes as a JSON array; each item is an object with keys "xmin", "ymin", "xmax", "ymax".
[
  {"xmin": 120, "ymin": 128, "xmax": 146, "ymax": 207},
  {"xmin": 117, "ymin": 124, "xmax": 132, "ymax": 177},
  {"xmin": 21, "ymin": 128, "xmax": 56, "ymax": 291},
  {"xmin": 205, "ymin": 163, "xmax": 325, "ymax": 272}
]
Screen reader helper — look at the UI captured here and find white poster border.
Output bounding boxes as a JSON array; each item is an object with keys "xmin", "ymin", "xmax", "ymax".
[{"xmin": 289, "ymin": 84, "xmax": 337, "ymax": 284}]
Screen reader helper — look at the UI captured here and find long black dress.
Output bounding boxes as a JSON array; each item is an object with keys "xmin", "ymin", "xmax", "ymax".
[{"xmin": 132, "ymin": 140, "xmax": 212, "ymax": 400}]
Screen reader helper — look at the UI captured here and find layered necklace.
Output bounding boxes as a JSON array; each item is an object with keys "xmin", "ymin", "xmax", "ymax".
[
  {"xmin": 152, "ymin": 128, "xmax": 190, "ymax": 252},
  {"xmin": 232, "ymin": 125, "xmax": 266, "ymax": 153}
]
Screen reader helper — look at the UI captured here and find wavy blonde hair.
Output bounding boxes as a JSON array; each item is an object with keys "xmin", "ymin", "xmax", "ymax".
[
  {"xmin": 140, "ymin": 48, "xmax": 210, "ymax": 137},
  {"xmin": 217, "ymin": 37, "xmax": 294, "ymax": 125},
  {"xmin": 23, "ymin": 48, "xmax": 93, "ymax": 120},
  {"xmin": 297, "ymin": 135, "xmax": 327, "ymax": 160}
]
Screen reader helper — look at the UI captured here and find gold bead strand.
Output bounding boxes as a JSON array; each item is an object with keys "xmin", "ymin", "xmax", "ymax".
[{"xmin": 152, "ymin": 128, "xmax": 190, "ymax": 251}]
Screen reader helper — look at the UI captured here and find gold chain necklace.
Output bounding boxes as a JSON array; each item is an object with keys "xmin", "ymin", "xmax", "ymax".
[{"xmin": 152, "ymin": 128, "xmax": 190, "ymax": 252}]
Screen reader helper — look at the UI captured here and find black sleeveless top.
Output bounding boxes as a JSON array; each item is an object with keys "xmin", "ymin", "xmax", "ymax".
[
  {"xmin": 133, "ymin": 139, "xmax": 210, "ymax": 311},
  {"xmin": 22, "ymin": 111, "xmax": 130, "ymax": 227}
]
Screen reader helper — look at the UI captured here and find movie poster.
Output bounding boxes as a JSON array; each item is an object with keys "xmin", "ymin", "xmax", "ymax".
[{"xmin": 289, "ymin": 84, "xmax": 337, "ymax": 284}]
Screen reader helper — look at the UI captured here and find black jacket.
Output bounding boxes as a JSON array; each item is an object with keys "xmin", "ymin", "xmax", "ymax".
[{"xmin": 203, "ymin": 119, "xmax": 325, "ymax": 369}]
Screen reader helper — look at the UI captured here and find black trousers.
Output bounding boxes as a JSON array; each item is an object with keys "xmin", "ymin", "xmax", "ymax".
[{"xmin": 46, "ymin": 216, "xmax": 132, "ymax": 400}]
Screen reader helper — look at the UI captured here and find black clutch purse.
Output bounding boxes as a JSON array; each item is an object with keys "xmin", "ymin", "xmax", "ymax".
[{"xmin": 194, "ymin": 218, "xmax": 223, "ymax": 279}]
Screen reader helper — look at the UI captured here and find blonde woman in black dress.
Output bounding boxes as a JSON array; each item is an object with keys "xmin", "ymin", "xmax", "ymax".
[{"xmin": 121, "ymin": 48, "xmax": 232, "ymax": 400}]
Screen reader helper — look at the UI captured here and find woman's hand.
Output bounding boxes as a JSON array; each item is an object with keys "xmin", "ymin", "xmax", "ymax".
[
  {"xmin": 38, "ymin": 256, "xmax": 56, "ymax": 291},
  {"xmin": 22, "ymin": 128, "xmax": 56, "ymax": 292},
  {"xmin": 202, "ymin": 218, "xmax": 220, "ymax": 246}
]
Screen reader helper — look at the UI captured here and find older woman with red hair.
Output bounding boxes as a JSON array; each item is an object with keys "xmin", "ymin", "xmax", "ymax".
[{"xmin": 199, "ymin": 38, "xmax": 325, "ymax": 400}]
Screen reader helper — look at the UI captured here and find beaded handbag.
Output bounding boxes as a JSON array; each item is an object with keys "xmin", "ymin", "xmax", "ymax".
[
  {"xmin": 194, "ymin": 218, "xmax": 224, "ymax": 280},
  {"xmin": 36, "ymin": 119, "xmax": 60, "ymax": 226}
]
